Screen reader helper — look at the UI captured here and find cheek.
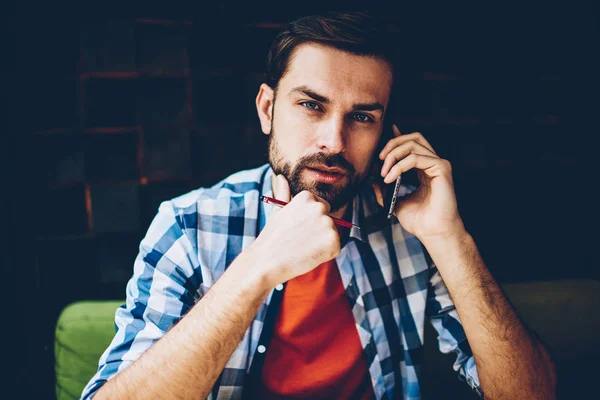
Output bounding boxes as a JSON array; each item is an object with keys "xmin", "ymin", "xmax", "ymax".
[
  {"xmin": 348, "ymin": 137, "xmax": 379, "ymax": 174},
  {"xmin": 273, "ymin": 105, "xmax": 315, "ymax": 151}
]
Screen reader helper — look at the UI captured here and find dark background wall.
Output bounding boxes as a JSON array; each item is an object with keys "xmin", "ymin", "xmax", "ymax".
[{"xmin": 7, "ymin": 1, "xmax": 597, "ymax": 398}]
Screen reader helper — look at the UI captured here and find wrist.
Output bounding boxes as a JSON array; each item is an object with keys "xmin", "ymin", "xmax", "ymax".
[
  {"xmin": 418, "ymin": 219, "xmax": 468, "ymax": 247},
  {"xmin": 420, "ymin": 227, "xmax": 472, "ymax": 263},
  {"xmin": 232, "ymin": 244, "xmax": 280, "ymax": 293}
]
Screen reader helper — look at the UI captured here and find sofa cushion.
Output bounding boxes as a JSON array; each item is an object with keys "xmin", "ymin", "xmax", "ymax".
[
  {"xmin": 422, "ymin": 279, "xmax": 600, "ymax": 399},
  {"xmin": 55, "ymin": 279, "xmax": 600, "ymax": 399},
  {"xmin": 503, "ymin": 279, "xmax": 600, "ymax": 361},
  {"xmin": 55, "ymin": 300, "xmax": 124, "ymax": 400}
]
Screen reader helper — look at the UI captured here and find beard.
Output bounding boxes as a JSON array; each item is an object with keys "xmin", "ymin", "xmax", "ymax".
[{"xmin": 268, "ymin": 125, "xmax": 364, "ymax": 213}]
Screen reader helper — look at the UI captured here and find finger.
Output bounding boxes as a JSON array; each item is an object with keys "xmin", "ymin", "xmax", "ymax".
[
  {"xmin": 295, "ymin": 190, "xmax": 332, "ymax": 215},
  {"xmin": 379, "ymin": 131, "xmax": 437, "ymax": 160},
  {"xmin": 380, "ymin": 141, "xmax": 437, "ymax": 178},
  {"xmin": 273, "ymin": 174, "xmax": 291, "ymax": 203},
  {"xmin": 380, "ymin": 132, "xmax": 437, "ymax": 159},
  {"xmin": 383, "ymin": 153, "xmax": 450, "ymax": 184},
  {"xmin": 372, "ymin": 183, "xmax": 384, "ymax": 207},
  {"xmin": 392, "ymin": 123, "xmax": 402, "ymax": 137},
  {"xmin": 312, "ymin": 193, "xmax": 332, "ymax": 215}
]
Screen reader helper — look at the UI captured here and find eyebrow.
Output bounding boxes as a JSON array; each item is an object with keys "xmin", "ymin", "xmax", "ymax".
[{"xmin": 287, "ymin": 85, "xmax": 385, "ymax": 113}]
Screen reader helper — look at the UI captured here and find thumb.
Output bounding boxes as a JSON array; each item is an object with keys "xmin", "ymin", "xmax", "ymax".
[{"xmin": 273, "ymin": 174, "xmax": 291, "ymax": 203}]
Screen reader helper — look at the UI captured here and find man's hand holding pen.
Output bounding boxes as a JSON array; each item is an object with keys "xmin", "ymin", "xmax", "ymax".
[{"xmin": 249, "ymin": 174, "xmax": 341, "ymax": 287}]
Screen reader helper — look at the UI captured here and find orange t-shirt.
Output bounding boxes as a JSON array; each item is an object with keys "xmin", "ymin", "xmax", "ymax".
[{"xmin": 257, "ymin": 258, "xmax": 374, "ymax": 399}]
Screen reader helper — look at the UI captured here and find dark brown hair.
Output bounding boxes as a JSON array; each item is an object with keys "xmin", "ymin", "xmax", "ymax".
[{"xmin": 265, "ymin": 12, "xmax": 397, "ymax": 91}]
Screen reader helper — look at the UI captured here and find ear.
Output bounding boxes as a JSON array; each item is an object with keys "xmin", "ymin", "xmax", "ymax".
[{"xmin": 255, "ymin": 83, "xmax": 275, "ymax": 136}]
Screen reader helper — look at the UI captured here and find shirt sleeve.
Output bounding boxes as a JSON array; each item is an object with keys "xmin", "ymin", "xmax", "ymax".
[
  {"xmin": 81, "ymin": 200, "xmax": 202, "ymax": 399},
  {"xmin": 425, "ymin": 263, "xmax": 484, "ymax": 399}
]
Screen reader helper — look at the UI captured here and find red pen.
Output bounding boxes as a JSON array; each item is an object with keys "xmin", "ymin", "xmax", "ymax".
[{"xmin": 260, "ymin": 195, "xmax": 360, "ymax": 230}]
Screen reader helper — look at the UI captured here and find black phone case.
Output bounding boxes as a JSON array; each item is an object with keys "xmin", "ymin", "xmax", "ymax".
[
  {"xmin": 372, "ymin": 121, "xmax": 401, "ymax": 220},
  {"xmin": 385, "ymin": 176, "xmax": 401, "ymax": 219}
]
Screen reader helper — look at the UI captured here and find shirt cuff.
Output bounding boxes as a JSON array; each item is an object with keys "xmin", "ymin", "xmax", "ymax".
[{"xmin": 459, "ymin": 356, "xmax": 484, "ymax": 398}]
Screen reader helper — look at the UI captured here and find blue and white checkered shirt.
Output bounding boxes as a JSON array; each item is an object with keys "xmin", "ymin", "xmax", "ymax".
[{"xmin": 82, "ymin": 164, "xmax": 482, "ymax": 400}]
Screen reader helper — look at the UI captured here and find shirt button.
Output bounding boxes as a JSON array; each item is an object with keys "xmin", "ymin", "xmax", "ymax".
[
  {"xmin": 257, "ymin": 345, "xmax": 266, "ymax": 354},
  {"xmin": 275, "ymin": 284, "xmax": 283, "ymax": 291}
]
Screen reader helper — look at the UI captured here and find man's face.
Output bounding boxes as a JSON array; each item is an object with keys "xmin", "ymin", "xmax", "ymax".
[{"xmin": 263, "ymin": 43, "xmax": 392, "ymax": 212}]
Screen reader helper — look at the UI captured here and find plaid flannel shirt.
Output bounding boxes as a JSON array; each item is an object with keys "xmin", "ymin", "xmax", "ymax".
[{"xmin": 82, "ymin": 164, "xmax": 483, "ymax": 400}]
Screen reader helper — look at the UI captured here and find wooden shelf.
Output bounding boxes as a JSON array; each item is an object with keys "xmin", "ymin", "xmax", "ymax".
[
  {"xmin": 36, "ymin": 232, "xmax": 97, "ymax": 241},
  {"xmin": 37, "ymin": 128, "xmax": 77, "ymax": 135},
  {"xmin": 245, "ymin": 22, "xmax": 286, "ymax": 29},
  {"xmin": 83, "ymin": 127, "xmax": 141, "ymax": 134},
  {"xmin": 140, "ymin": 175, "xmax": 194, "ymax": 185},
  {"xmin": 81, "ymin": 72, "xmax": 191, "ymax": 79},
  {"xmin": 136, "ymin": 18, "xmax": 193, "ymax": 26}
]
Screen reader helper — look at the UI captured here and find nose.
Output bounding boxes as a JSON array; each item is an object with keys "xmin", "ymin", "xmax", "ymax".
[{"xmin": 316, "ymin": 115, "xmax": 346, "ymax": 154}]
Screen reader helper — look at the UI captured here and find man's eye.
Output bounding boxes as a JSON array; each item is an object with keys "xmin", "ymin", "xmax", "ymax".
[
  {"xmin": 352, "ymin": 113, "xmax": 373, "ymax": 123},
  {"xmin": 301, "ymin": 102, "xmax": 321, "ymax": 111}
]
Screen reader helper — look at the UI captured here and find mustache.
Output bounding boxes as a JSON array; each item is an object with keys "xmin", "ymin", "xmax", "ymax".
[{"xmin": 295, "ymin": 153, "xmax": 356, "ymax": 175}]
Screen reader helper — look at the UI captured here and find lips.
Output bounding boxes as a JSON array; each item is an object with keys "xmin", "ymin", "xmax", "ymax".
[{"xmin": 307, "ymin": 165, "xmax": 347, "ymax": 175}]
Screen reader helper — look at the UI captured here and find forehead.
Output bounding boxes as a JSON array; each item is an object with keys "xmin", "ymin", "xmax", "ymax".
[{"xmin": 280, "ymin": 43, "xmax": 393, "ymax": 107}]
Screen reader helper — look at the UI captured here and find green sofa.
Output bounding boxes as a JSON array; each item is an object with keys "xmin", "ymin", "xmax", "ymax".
[{"xmin": 55, "ymin": 279, "xmax": 600, "ymax": 399}]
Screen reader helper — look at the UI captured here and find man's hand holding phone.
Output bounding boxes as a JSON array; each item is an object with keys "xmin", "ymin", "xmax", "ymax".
[{"xmin": 372, "ymin": 124, "xmax": 467, "ymax": 245}]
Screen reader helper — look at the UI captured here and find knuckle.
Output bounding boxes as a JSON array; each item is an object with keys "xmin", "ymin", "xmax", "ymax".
[
  {"xmin": 333, "ymin": 232, "xmax": 341, "ymax": 248},
  {"xmin": 327, "ymin": 218, "xmax": 337, "ymax": 232},
  {"xmin": 330, "ymin": 235, "xmax": 341, "ymax": 256},
  {"xmin": 326, "ymin": 227, "xmax": 339, "ymax": 243},
  {"xmin": 318, "ymin": 202, "xmax": 328, "ymax": 214},
  {"xmin": 298, "ymin": 190, "xmax": 311, "ymax": 200},
  {"xmin": 321, "ymin": 217, "xmax": 336, "ymax": 233}
]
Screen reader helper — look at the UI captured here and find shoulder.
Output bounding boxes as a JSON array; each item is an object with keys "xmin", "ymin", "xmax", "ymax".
[
  {"xmin": 162, "ymin": 164, "xmax": 271, "ymax": 215},
  {"xmin": 144, "ymin": 164, "xmax": 270, "ymax": 253}
]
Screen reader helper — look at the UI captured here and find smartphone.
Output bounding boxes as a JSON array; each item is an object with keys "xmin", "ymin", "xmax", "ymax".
[
  {"xmin": 385, "ymin": 175, "xmax": 402, "ymax": 220},
  {"xmin": 371, "ymin": 120, "xmax": 402, "ymax": 220}
]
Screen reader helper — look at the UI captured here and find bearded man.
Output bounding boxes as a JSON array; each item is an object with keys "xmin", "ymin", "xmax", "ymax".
[{"xmin": 83, "ymin": 12, "xmax": 556, "ymax": 400}]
